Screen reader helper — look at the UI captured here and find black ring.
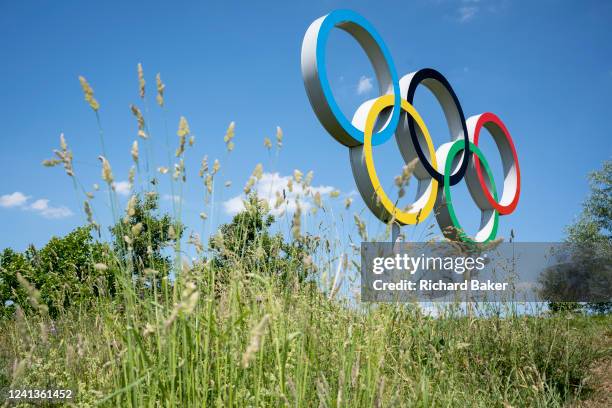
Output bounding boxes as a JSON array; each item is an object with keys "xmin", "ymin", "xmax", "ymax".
[{"xmin": 405, "ymin": 68, "xmax": 470, "ymax": 186}]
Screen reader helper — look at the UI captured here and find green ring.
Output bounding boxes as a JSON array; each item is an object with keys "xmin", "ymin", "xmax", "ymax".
[{"xmin": 444, "ymin": 141, "xmax": 499, "ymax": 243}]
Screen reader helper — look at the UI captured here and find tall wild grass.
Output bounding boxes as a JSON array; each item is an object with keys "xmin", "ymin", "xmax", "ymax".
[{"xmin": 0, "ymin": 67, "xmax": 609, "ymax": 407}]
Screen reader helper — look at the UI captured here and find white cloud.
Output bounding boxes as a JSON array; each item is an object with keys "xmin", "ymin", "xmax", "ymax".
[
  {"xmin": 431, "ymin": 0, "xmax": 504, "ymax": 23},
  {"xmin": 356, "ymin": 76, "xmax": 374, "ymax": 95},
  {"xmin": 458, "ymin": 5, "xmax": 478, "ymax": 22},
  {"xmin": 457, "ymin": 0, "xmax": 482, "ymax": 22},
  {"xmin": 0, "ymin": 192, "xmax": 29, "ymax": 208},
  {"xmin": 223, "ymin": 172, "xmax": 336, "ymax": 216},
  {"xmin": 223, "ymin": 195, "xmax": 249, "ymax": 215},
  {"xmin": 28, "ymin": 199, "xmax": 73, "ymax": 219},
  {"xmin": 29, "ymin": 199, "xmax": 48, "ymax": 211},
  {"xmin": 113, "ymin": 181, "xmax": 131, "ymax": 196},
  {"xmin": 0, "ymin": 191, "xmax": 72, "ymax": 219}
]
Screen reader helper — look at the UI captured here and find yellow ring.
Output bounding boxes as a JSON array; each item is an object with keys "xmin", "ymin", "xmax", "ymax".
[{"xmin": 363, "ymin": 95, "xmax": 438, "ymax": 224}]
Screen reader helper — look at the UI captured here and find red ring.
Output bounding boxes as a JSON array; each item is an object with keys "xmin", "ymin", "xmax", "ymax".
[{"xmin": 472, "ymin": 112, "xmax": 520, "ymax": 215}]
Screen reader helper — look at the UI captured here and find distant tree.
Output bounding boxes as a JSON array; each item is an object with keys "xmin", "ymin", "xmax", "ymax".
[
  {"xmin": 0, "ymin": 248, "xmax": 34, "ymax": 318},
  {"xmin": 209, "ymin": 194, "xmax": 318, "ymax": 288},
  {"xmin": 109, "ymin": 192, "xmax": 183, "ymax": 276},
  {"xmin": 0, "ymin": 193, "xmax": 185, "ymax": 319},
  {"xmin": 566, "ymin": 160, "xmax": 611, "ymax": 244},
  {"xmin": 546, "ymin": 160, "xmax": 612, "ymax": 314},
  {"xmin": 0, "ymin": 226, "xmax": 113, "ymax": 318}
]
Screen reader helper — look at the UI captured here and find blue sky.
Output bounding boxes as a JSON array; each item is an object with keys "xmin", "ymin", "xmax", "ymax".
[{"xmin": 0, "ymin": 0, "xmax": 611, "ymax": 251}]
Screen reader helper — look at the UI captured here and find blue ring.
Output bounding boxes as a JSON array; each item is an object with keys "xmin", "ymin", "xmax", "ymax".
[{"xmin": 315, "ymin": 10, "xmax": 400, "ymax": 146}]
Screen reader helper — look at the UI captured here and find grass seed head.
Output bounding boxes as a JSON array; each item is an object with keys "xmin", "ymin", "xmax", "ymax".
[
  {"xmin": 291, "ymin": 202, "xmax": 302, "ymax": 240},
  {"xmin": 275, "ymin": 191, "xmax": 284, "ymax": 209},
  {"xmin": 329, "ymin": 253, "xmax": 347, "ymax": 300},
  {"xmin": 164, "ymin": 281, "xmax": 200, "ymax": 328},
  {"xmin": 17, "ymin": 273, "xmax": 48, "ymax": 314},
  {"xmin": 253, "ymin": 163, "xmax": 263, "ymax": 180},
  {"xmin": 78, "ymin": 76, "xmax": 99, "ymax": 111},
  {"xmin": 173, "ymin": 159, "xmax": 185, "ymax": 181},
  {"xmin": 276, "ymin": 126, "xmax": 283, "ymax": 148},
  {"xmin": 244, "ymin": 177, "xmax": 255, "ymax": 194},
  {"xmin": 143, "ymin": 323, "xmax": 156, "ymax": 337},
  {"xmin": 205, "ymin": 174, "xmax": 213, "ymax": 194},
  {"xmin": 224, "ymin": 121, "xmax": 235, "ymax": 152},
  {"xmin": 176, "ymin": 116, "xmax": 190, "ymax": 157},
  {"xmin": 131, "ymin": 222, "xmax": 143, "ymax": 236},
  {"xmin": 394, "ymin": 175, "xmax": 403, "ymax": 188},
  {"xmin": 93, "ymin": 263, "xmax": 108, "ymax": 272},
  {"xmin": 131, "ymin": 140, "xmax": 139, "ymax": 163},
  {"xmin": 242, "ymin": 314, "xmax": 271, "ymax": 368},
  {"xmin": 137, "ymin": 63, "xmax": 145, "ymax": 98},
  {"xmin": 98, "ymin": 156, "xmax": 114, "ymax": 184},
  {"xmin": 42, "ymin": 159, "xmax": 61, "ymax": 167},
  {"xmin": 46, "ymin": 133, "xmax": 74, "ymax": 177},
  {"xmin": 304, "ymin": 170, "xmax": 314, "ymax": 188},
  {"xmin": 60, "ymin": 133, "xmax": 67, "ymax": 150},
  {"xmin": 188, "ymin": 232, "xmax": 204, "ymax": 254},
  {"xmin": 177, "ymin": 116, "xmax": 190, "ymax": 137},
  {"xmin": 199, "ymin": 155, "xmax": 209, "ymax": 178},
  {"xmin": 354, "ymin": 214, "xmax": 367, "ymax": 240},
  {"xmin": 130, "ymin": 104, "xmax": 147, "ymax": 139},
  {"xmin": 155, "ymin": 73, "xmax": 165, "ymax": 107},
  {"xmin": 293, "ymin": 169, "xmax": 303, "ymax": 183},
  {"xmin": 127, "ymin": 195, "xmax": 137, "ymax": 217},
  {"xmin": 128, "ymin": 166, "xmax": 136, "ymax": 187},
  {"xmin": 314, "ymin": 191, "xmax": 322, "ymax": 208},
  {"xmin": 84, "ymin": 200, "xmax": 94, "ymax": 224}
]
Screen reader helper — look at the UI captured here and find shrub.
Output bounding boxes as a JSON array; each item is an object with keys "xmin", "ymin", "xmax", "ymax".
[
  {"xmin": 0, "ymin": 226, "xmax": 114, "ymax": 318},
  {"xmin": 209, "ymin": 194, "xmax": 319, "ymax": 289}
]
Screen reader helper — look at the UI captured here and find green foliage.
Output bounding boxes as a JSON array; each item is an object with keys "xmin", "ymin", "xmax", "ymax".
[
  {"xmin": 547, "ymin": 301, "xmax": 582, "ymax": 314},
  {"xmin": 566, "ymin": 159, "xmax": 611, "ymax": 249},
  {"xmin": 2, "ymin": 67, "xmax": 609, "ymax": 407},
  {"xmin": 28, "ymin": 226, "xmax": 114, "ymax": 316},
  {"xmin": 581, "ymin": 159, "xmax": 611, "ymax": 237},
  {"xmin": 208, "ymin": 194, "xmax": 318, "ymax": 288},
  {"xmin": 548, "ymin": 160, "xmax": 612, "ymax": 314},
  {"xmin": 109, "ymin": 192, "xmax": 183, "ymax": 275},
  {"xmin": 0, "ymin": 248, "xmax": 34, "ymax": 318},
  {"xmin": 1, "ymin": 280, "xmax": 609, "ymax": 406},
  {"xmin": 1, "ymin": 194, "xmax": 183, "ymax": 319},
  {"xmin": 0, "ymin": 226, "xmax": 113, "ymax": 318}
]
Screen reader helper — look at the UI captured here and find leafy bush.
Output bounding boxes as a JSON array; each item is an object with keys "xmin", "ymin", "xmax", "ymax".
[
  {"xmin": 546, "ymin": 160, "xmax": 612, "ymax": 314},
  {"xmin": 0, "ymin": 226, "xmax": 113, "ymax": 318},
  {"xmin": 0, "ymin": 248, "xmax": 34, "ymax": 318},
  {"xmin": 209, "ymin": 194, "xmax": 318, "ymax": 289},
  {"xmin": 109, "ymin": 192, "xmax": 183, "ymax": 277}
]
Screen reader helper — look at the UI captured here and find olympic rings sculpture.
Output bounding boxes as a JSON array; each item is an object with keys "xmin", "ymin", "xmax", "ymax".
[{"xmin": 301, "ymin": 9, "xmax": 520, "ymax": 243}]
